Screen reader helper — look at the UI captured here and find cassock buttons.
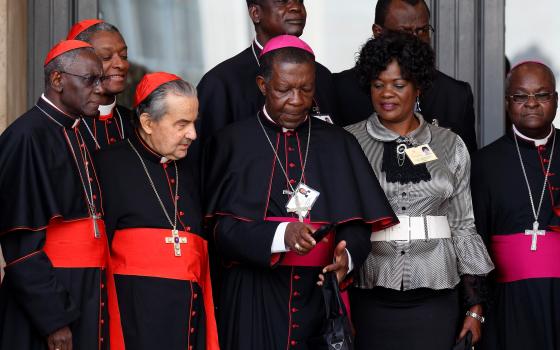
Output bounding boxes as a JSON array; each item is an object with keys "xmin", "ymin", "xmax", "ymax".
[
  {"xmin": 293, "ymin": 274, "xmax": 301, "ymax": 280},
  {"xmin": 286, "ymin": 132, "xmax": 293, "ymax": 137},
  {"xmin": 291, "ymin": 307, "xmax": 298, "ymax": 313},
  {"xmin": 293, "ymin": 291, "xmax": 300, "ymax": 297},
  {"xmin": 289, "ymin": 179, "xmax": 296, "ymax": 185},
  {"xmin": 288, "ymin": 146, "xmax": 295, "ymax": 152},
  {"xmin": 170, "ymin": 178, "xmax": 175, "ymax": 184},
  {"xmin": 190, "ymin": 327, "xmax": 195, "ymax": 334},
  {"xmin": 291, "ymin": 340, "xmax": 297, "ymax": 346},
  {"xmin": 191, "ymin": 311, "xmax": 197, "ymax": 317},
  {"xmin": 292, "ymin": 323, "xmax": 300, "ymax": 329},
  {"xmin": 179, "ymin": 211, "xmax": 185, "ymax": 216},
  {"xmin": 289, "ymin": 162, "xmax": 296, "ymax": 168},
  {"xmin": 193, "ymin": 293, "xmax": 198, "ymax": 299}
]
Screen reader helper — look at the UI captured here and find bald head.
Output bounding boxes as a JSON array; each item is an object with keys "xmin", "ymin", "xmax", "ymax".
[
  {"xmin": 506, "ymin": 62, "xmax": 556, "ymax": 95},
  {"xmin": 506, "ymin": 61, "xmax": 558, "ymax": 139}
]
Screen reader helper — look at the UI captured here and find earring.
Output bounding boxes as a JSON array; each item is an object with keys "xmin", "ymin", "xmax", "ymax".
[{"xmin": 415, "ymin": 96, "xmax": 421, "ymax": 113}]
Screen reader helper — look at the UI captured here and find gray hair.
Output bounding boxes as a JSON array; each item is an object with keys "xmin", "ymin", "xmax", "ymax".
[
  {"xmin": 134, "ymin": 79, "xmax": 197, "ymax": 127},
  {"xmin": 43, "ymin": 47, "xmax": 95, "ymax": 88},
  {"xmin": 74, "ymin": 22, "xmax": 121, "ymax": 42}
]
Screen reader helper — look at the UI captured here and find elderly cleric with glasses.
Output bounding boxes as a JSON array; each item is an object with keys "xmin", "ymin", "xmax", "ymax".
[
  {"xmin": 334, "ymin": 0, "xmax": 478, "ymax": 154},
  {"xmin": 471, "ymin": 61, "xmax": 560, "ymax": 350},
  {"xmin": 344, "ymin": 31, "xmax": 494, "ymax": 350}
]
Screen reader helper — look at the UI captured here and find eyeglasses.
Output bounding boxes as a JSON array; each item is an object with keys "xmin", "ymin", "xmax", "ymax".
[
  {"xmin": 508, "ymin": 92, "xmax": 555, "ymax": 104},
  {"xmin": 59, "ymin": 71, "xmax": 106, "ymax": 87},
  {"xmin": 398, "ymin": 24, "xmax": 434, "ymax": 38}
]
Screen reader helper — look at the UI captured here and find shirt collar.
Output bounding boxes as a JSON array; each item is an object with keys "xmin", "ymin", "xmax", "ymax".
[
  {"xmin": 512, "ymin": 124, "xmax": 553, "ymax": 147},
  {"xmin": 366, "ymin": 112, "xmax": 431, "ymax": 145},
  {"xmin": 254, "ymin": 37, "xmax": 264, "ymax": 50},
  {"xmin": 131, "ymin": 128, "xmax": 172, "ymax": 164},
  {"xmin": 98, "ymin": 97, "xmax": 116, "ymax": 121},
  {"xmin": 39, "ymin": 94, "xmax": 81, "ymax": 129}
]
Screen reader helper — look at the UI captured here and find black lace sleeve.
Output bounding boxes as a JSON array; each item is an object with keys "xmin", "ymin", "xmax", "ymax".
[{"xmin": 460, "ymin": 274, "xmax": 489, "ymax": 309}]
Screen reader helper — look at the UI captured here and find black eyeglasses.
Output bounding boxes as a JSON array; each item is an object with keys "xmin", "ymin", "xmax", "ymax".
[
  {"xmin": 59, "ymin": 71, "xmax": 105, "ymax": 87},
  {"xmin": 508, "ymin": 92, "xmax": 555, "ymax": 104}
]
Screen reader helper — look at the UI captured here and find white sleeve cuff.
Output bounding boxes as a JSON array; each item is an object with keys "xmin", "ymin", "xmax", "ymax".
[
  {"xmin": 345, "ymin": 248, "xmax": 354, "ymax": 273},
  {"xmin": 271, "ymin": 222, "xmax": 290, "ymax": 253}
]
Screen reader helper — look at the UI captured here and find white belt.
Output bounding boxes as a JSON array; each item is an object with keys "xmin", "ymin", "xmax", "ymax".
[{"xmin": 371, "ymin": 215, "xmax": 451, "ymax": 242}]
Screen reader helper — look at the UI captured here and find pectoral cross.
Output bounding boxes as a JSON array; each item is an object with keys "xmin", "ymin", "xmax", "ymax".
[
  {"xmin": 525, "ymin": 221, "xmax": 545, "ymax": 251},
  {"xmin": 165, "ymin": 229, "xmax": 188, "ymax": 256},
  {"xmin": 92, "ymin": 214, "xmax": 101, "ymax": 239}
]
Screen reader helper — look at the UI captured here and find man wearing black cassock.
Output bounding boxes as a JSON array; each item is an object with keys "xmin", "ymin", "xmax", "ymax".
[
  {"xmin": 195, "ymin": 0, "xmax": 337, "ymax": 158},
  {"xmin": 94, "ymin": 72, "xmax": 219, "ymax": 350},
  {"xmin": 68, "ymin": 19, "xmax": 134, "ymax": 151},
  {"xmin": 0, "ymin": 40, "xmax": 109, "ymax": 350},
  {"xmin": 204, "ymin": 35, "xmax": 397, "ymax": 350},
  {"xmin": 333, "ymin": 0, "xmax": 478, "ymax": 153},
  {"xmin": 472, "ymin": 62, "xmax": 560, "ymax": 350}
]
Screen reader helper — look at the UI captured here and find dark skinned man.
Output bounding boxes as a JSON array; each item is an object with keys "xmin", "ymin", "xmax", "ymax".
[
  {"xmin": 194, "ymin": 0, "xmax": 337, "ymax": 165},
  {"xmin": 334, "ymin": 0, "xmax": 478, "ymax": 153},
  {"xmin": 472, "ymin": 61, "xmax": 560, "ymax": 350},
  {"xmin": 0, "ymin": 40, "xmax": 110, "ymax": 350},
  {"xmin": 204, "ymin": 35, "xmax": 396, "ymax": 350}
]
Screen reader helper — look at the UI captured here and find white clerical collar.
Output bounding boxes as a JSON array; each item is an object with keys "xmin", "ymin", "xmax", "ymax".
[
  {"xmin": 98, "ymin": 97, "xmax": 116, "ymax": 117},
  {"xmin": 512, "ymin": 124, "xmax": 553, "ymax": 146},
  {"xmin": 262, "ymin": 106, "xmax": 308, "ymax": 132},
  {"xmin": 41, "ymin": 94, "xmax": 80, "ymax": 128},
  {"xmin": 254, "ymin": 37, "xmax": 264, "ymax": 50}
]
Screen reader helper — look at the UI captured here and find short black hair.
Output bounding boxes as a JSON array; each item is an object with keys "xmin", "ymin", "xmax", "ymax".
[
  {"xmin": 375, "ymin": 0, "xmax": 430, "ymax": 26},
  {"xmin": 355, "ymin": 31, "xmax": 435, "ymax": 92},
  {"xmin": 259, "ymin": 47, "xmax": 315, "ymax": 82},
  {"xmin": 74, "ymin": 22, "xmax": 121, "ymax": 43},
  {"xmin": 246, "ymin": 0, "xmax": 260, "ymax": 7}
]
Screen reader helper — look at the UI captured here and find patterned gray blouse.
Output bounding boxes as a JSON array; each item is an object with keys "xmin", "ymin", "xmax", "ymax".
[{"xmin": 345, "ymin": 113, "xmax": 494, "ymax": 290}]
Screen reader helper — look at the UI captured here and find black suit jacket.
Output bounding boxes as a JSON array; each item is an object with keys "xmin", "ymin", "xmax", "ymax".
[{"xmin": 333, "ymin": 67, "xmax": 478, "ymax": 153}]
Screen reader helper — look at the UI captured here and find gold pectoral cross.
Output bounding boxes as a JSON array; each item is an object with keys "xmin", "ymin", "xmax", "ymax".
[{"xmin": 165, "ymin": 229, "xmax": 188, "ymax": 256}]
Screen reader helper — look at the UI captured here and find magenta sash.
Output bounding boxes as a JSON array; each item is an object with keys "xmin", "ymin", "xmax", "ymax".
[
  {"xmin": 491, "ymin": 232, "xmax": 560, "ymax": 283},
  {"xmin": 266, "ymin": 217, "xmax": 335, "ymax": 267}
]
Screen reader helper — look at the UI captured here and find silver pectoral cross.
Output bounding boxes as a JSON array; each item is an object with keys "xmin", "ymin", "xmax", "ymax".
[
  {"xmin": 92, "ymin": 214, "xmax": 101, "ymax": 239},
  {"xmin": 165, "ymin": 229, "xmax": 188, "ymax": 256},
  {"xmin": 525, "ymin": 221, "xmax": 545, "ymax": 251}
]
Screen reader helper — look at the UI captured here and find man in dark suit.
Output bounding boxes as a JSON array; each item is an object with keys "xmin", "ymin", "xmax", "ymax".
[{"xmin": 333, "ymin": 0, "xmax": 478, "ymax": 153}]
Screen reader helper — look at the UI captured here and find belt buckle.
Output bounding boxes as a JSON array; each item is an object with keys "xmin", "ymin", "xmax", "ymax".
[{"xmin": 389, "ymin": 218, "xmax": 410, "ymax": 242}]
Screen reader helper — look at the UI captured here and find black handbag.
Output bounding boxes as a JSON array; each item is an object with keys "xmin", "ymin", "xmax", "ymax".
[
  {"xmin": 452, "ymin": 331, "xmax": 473, "ymax": 350},
  {"xmin": 307, "ymin": 272, "xmax": 354, "ymax": 350}
]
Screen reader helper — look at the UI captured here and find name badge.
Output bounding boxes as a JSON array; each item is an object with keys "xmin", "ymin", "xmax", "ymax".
[
  {"xmin": 313, "ymin": 114, "xmax": 333, "ymax": 124},
  {"xmin": 286, "ymin": 183, "xmax": 320, "ymax": 221},
  {"xmin": 405, "ymin": 144, "xmax": 438, "ymax": 165}
]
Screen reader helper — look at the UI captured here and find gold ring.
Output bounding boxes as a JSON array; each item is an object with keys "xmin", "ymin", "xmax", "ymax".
[{"xmin": 294, "ymin": 243, "xmax": 302, "ymax": 251}]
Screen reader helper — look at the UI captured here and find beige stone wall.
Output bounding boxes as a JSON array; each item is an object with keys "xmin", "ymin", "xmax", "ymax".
[
  {"xmin": 0, "ymin": 0, "xmax": 27, "ymax": 135},
  {"xmin": 0, "ymin": 0, "xmax": 27, "ymax": 280}
]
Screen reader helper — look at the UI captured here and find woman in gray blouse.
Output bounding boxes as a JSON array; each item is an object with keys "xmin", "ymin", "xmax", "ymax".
[{"xmin": 345, "ymin": 32, "xmax": 494, "ymax": 350}]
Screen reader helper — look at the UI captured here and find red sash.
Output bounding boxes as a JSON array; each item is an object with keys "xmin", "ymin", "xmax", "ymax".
[
  {"xmin": 266, "ymin": 217, "xmax": 335, "ymax": 267},
  {"xmin": 491, "ymin": 232, "xmax": 560, "ymax": 283},
  {"xmin": 110, "ymin": 228, "xmax": 219, "ymax": 350},
  {"xmin": 43, "ymin": 218, "xmax": 125, "ymax": 349}
]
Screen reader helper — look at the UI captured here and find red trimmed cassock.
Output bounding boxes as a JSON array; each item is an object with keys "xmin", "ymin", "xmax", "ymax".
[
  {"xmin": 0, "ymin": 96, "xmax": 110, "ymax": 349},
  {"xmin": 204, "ymin": 110, "xmax": 397, "ymax": 350},
  {"xmin": 94, "ymin": 130, "xmax": 218, "ymax": 350},
  {"xmin": 472, "ymin": 129, "xmax": 560, "ymax": 350},
  {"xmin": 78, "ymin": 99, "xmax": 133, "ymax": 151}
]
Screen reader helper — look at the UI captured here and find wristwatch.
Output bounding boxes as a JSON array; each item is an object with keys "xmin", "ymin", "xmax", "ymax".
[{"xmin": 465, "ymin": 310, "xmax": 485, "ymax": 324}]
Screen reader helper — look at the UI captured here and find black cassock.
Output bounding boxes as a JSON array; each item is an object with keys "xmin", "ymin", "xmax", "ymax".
[
  {"xmin": 333, "ymin": 67, "xmax": 478, "ymax": 153},
  {"xmin": 0, "ymin": 97, "xmax": 108, "ymax": 349},
  {"xmin": 471, "ymin": 132, "xmax": 560, "ymax": 350},
  {"xmin": 78, "ymin": 104, "xmax": 133, "ymax": 151},
  {"xmin": 94, "ymin": 130, "xmax": 218, "ymax": 350},
  {"xmin": 194, "ymin": 41, "xmax": 338, "ymax": 160},
  {"xmin": 204, "ymin": 112, "xmax": 397, "ymax": 350}
]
